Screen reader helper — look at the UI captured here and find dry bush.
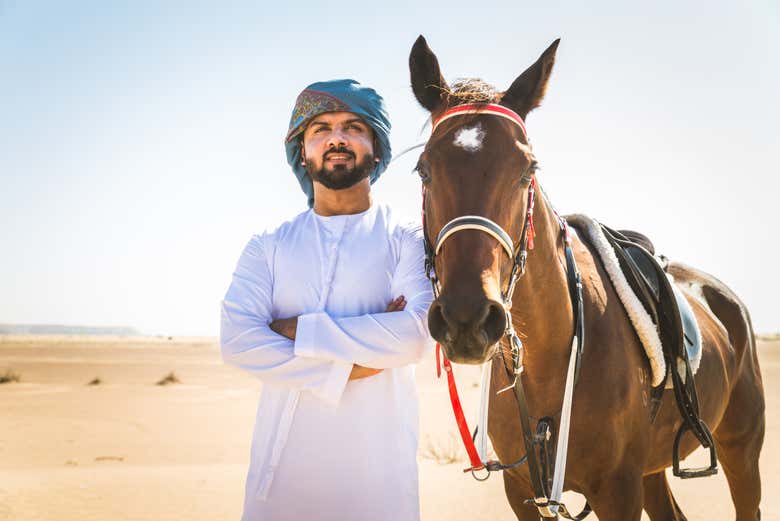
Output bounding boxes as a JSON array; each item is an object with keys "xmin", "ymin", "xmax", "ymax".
[
  {"xmin": 94, "ymin": 456, "xmax": 124, "ymax": 462},
  {"xmin": 419, "ymin": 432, "xmax": 466, "ymax": 465},
  {"xmin": 87, "ymin": 377, "xmax": 102, "ymax": 386},
  {"xmin": 420, "ymin": 430, "xmax": 499, "ymax": 466},
  {"xmin": 0, "ymin": 369, "xmax": 20, "ymax": 384},
  {"xmin": 156, "ymin": 372, "xmax": 181, "ymax": 386}
]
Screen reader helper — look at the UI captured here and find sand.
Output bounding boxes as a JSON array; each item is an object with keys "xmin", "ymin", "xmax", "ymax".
[{"xmin": 1, "ymin": 335, "xmax": 777, "ymax": 520}]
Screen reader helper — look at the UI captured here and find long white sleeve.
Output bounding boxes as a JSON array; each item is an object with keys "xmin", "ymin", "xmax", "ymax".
[
  {"xmin": 293, "ymin": 224, "xmax": 434, "ymax": 368},
  {"xmin": 220, "ymin": 234, "xmax": 352, "ymax": 405}
]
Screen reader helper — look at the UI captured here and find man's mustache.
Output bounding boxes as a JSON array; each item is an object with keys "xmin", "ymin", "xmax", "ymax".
[{"xmin": 323, "ymin": 147, "xmax": 355, "ymax": 160}]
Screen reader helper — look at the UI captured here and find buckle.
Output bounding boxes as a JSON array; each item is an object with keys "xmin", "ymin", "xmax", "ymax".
[{"xmin": 524, "ymin": 498, "xmax": 557, "ymax": 518}]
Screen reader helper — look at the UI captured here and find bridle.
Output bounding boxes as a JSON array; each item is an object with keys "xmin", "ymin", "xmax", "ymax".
[
  {"xmin": 423, "ymin": 103, "xmax": 537, "ymax": 371},
  {"xmin": 420, "ymin": 103, "xmax": 590, "ymax": 520}
]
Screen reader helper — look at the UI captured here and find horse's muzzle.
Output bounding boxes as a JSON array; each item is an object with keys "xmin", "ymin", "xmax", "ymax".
[{"xmin": 428, "ymin": 296, "xmax": 506, "ymax": 364}]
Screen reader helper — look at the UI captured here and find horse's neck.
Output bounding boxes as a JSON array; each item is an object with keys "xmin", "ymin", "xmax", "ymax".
[{"xmin": 506, "ymin": 192, "xmax": 574, "ymax": 395}]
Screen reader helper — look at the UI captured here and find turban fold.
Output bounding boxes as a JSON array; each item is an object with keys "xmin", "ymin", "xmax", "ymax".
[{"xmin": 285, "ymin": 79, "xmax": 392, "ymax": 207}]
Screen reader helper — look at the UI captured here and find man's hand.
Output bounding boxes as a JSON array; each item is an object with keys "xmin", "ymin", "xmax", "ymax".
[
  {"xmin": 384, "ymin": 295, "xmax": 406, "ymax": 313},
  {"xmin": 348, "ymin": 295, "xmax": 406, "ymax": 381},
  {"xmin": 272, "ymin": 297, "xmax": 406, "ymax": 378},
  {"xmin": 269, "ymin": 317, "xmax": 298, "ymax": 340},
  {"xmin": 271, "ymin": 296, "xmax": 405, "ymax": 342}
]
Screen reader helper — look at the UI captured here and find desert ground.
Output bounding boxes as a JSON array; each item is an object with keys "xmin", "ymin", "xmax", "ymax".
[{"xmin": 0, "ymin": 335, "xmax": 777, "ymax": 521}]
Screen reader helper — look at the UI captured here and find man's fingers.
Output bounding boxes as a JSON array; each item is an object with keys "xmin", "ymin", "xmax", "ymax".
[{"xmin": 385, "ymin": 295, "xmax": 406, "ymax": 312}]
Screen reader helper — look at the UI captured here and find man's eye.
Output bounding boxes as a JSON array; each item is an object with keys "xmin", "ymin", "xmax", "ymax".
[{"xmin": 347, "ymin": 124, "xmax": 364, "ymax": 132}]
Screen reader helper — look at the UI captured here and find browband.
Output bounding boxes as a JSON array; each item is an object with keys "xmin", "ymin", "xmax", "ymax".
[{"xmin": 432, "ymin": 103, "xmax": 527, "ymax": 140}]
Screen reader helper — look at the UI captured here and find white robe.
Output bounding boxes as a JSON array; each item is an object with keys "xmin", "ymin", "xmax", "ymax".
[{"xmin": 220, "ymin": 203, "xmax": 434, "ymax": 521}]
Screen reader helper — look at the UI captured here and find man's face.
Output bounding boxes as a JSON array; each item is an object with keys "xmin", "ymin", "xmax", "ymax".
[{"xmin": 301, "ymin": 111, "xmax": 376, "ymax": 190}]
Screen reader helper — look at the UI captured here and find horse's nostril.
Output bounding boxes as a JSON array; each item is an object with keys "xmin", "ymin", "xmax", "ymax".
[
  {"xmin": 481, "ymin": 301, "xmax": 506, "ymax": 345},
  {"xmin": 428, "ymin": 301, "xmax": 448, "ymax": 343}
]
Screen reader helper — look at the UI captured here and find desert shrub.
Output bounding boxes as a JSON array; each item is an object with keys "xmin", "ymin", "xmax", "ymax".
[
  {"xmin": 0, "ymin": 370, "xmax": 20, "ymax": 384},
  {"xmin": 156, "ymin": 372, "xmax": 180, "ymax": 386}
]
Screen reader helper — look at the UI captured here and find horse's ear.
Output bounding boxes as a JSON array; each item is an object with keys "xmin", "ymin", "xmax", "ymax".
[
  {"xmin": 409, "ymin": 35, "xmax": 449, "ymax": 113},
  {"xmin": 501, "ymin": 39, "xmax": 560, "ymax": 119}
]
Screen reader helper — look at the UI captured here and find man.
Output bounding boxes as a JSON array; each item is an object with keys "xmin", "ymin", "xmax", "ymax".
[{"xmin": 221, "ymin": 79, "xmax": 433, "ymax": 521}]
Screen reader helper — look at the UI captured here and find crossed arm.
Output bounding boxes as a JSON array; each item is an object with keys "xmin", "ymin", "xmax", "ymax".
[
  {"xmin": 269, "ymin": 295, "xmax": 408, "ymax": 381},
  {"xmin": 220, "ymin": 228, "xmax": 433, "ymax": 405}
]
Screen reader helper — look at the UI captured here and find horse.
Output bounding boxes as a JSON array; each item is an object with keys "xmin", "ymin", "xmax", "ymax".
[{"xmin": 409, "ymin": 35, "xmax": 765, "ymax": 521}]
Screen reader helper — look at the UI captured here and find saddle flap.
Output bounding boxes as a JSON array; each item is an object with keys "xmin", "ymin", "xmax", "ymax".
[{"xmin": 599, "ymin": 225, "xmax": 686, "ymax": 379}]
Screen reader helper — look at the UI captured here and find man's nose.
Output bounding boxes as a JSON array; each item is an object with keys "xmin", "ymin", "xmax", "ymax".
[{"xmin": 326, "ymin": 128, "xmax": 348, "ymax": 148}]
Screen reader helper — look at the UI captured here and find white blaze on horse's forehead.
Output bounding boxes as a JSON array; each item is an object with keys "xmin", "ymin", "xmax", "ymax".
[{"xmin": 453, "ymin": 122, "xmax": 485, "ymax": 152}]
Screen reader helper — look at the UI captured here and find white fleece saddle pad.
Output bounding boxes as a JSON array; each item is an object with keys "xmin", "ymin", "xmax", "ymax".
[{"xmin": 565, "ymin": 214, "xmax": 702, "ymax": 389}]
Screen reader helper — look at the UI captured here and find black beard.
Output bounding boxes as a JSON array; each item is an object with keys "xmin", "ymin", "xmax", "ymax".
[{"xmin": 306, "ymin": 149, "xmax": 374, "ymax": 191}]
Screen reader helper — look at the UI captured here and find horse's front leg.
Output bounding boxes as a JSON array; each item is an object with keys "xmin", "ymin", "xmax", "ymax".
[
  {"xmin": 585, "ymin": 469, "xmax": 645, "ymax": 521},
  {"xmin": 502, "ymin": 469, "xmax": 548, "ymax": 521}
]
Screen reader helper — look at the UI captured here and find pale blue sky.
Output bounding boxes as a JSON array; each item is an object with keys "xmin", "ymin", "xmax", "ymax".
[{"xmin": 1, "ymin": 1, "xmax": 777, "ymax": 335}]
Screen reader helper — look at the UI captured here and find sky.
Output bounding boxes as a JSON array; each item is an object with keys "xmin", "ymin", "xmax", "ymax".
[{"xmin": 1, "ymin": 1, "xmax": 778, "ymax": 336}]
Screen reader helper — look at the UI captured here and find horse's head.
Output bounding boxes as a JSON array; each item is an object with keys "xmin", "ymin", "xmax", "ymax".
[{"xmin": 410, "ymin": 35, "xmax": 559, "ymax": 364}]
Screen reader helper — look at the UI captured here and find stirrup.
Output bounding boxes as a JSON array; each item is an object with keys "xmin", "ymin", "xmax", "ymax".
[{"xmin": 672, "ymin": 419, "xmax": 718, "ymax": 479}]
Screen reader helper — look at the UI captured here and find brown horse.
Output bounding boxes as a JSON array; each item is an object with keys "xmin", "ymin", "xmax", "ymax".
[{"xmin": 409, "ymin": 36, "xmax": 765, "ymax": 521}]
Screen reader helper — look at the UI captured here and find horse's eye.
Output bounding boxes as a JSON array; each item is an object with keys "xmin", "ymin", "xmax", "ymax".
[
  {"xmin": 520, "ymin": 160, "xmax": 539, "ymax": 184},
  {"xmin": 414, "ymin": 161, "xmax": 431, "ymax": 184}
]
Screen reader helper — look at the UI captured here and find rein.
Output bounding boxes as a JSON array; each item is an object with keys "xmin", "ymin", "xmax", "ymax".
[{"xmin": 422, "ymin": 103, "xmax": 590, "ymax": 520}]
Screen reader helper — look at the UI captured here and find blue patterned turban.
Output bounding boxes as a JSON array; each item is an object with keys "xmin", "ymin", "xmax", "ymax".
[{"xmin": 285, "ymin": 79, "xmax": 392, "ymax": 207}]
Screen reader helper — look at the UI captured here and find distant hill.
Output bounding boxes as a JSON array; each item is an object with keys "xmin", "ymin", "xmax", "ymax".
[{"xmin": 0, "ymin": 324, "xmax": 141, "ymax": 336}]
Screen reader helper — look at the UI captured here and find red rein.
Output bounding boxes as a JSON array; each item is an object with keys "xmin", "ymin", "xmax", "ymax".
[{"xmin": 436, "ymin": 343, "xmax": 486, "ymax": 471}]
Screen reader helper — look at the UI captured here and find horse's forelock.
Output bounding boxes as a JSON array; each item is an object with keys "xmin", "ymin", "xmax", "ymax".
[{"xmin": 446, "ymin": 78, "xmax": 502, "ymax": 106}]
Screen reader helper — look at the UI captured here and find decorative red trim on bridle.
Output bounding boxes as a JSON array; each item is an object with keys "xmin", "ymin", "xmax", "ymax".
[
  {"xmin": 527, "ymin": 176, "xmax": 537, "ymax": 250},
  {"xmin": 432, "ymin": 103, "xmax": 528, "ymax": 141}
]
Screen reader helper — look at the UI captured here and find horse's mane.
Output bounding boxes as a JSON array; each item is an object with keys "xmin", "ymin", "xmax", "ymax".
[{"xmin": 445, "ymin": 78, "xmax": 502, "ymax": 106}]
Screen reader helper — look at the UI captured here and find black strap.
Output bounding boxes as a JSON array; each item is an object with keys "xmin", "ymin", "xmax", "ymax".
[
  {"xmin": 506, "ymin": 225, "xmax": 588, "ymax": 519},
  {"xmin": 563, "ymin": 241, "xmax": 585, "ymax": 383},
  {"xmin": 512, "ymin": 373, "xmax": 552, "ymax": 502}
]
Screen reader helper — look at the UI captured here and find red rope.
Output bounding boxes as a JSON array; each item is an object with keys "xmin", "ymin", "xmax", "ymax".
[
  {"xmin": 436, "ymin": 343, "xmax": 485, "ymax": 471},
  {"xmin": 435, "ymin": 341, "xmax": 442, "ymax": 378}
]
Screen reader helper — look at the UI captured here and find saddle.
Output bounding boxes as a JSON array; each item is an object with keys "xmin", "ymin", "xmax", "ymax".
[
  {"xmin": 601, "ymin": 227, "xmax": 701, "ymax": 386},
  {"xmin": 598, "ymin": 225, "xmax": 718, "ymax": 479}
]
